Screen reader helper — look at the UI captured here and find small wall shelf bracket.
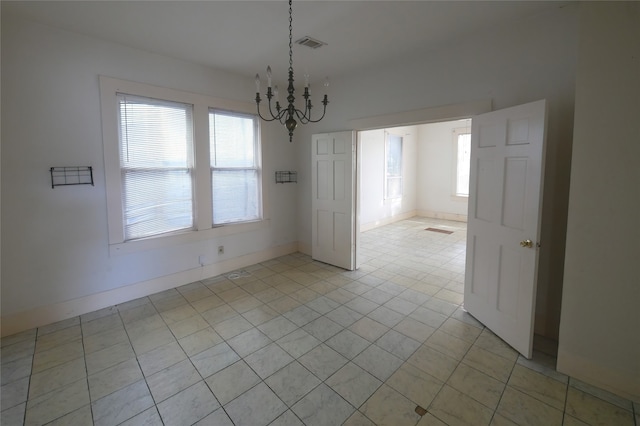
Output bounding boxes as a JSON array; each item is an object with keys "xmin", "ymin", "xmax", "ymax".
[
  {"xmin": 275, "ymin": 171, "xmax": 297, "ymax": 184},
  {"xmin": 50, "ymin": 166, "xmax": 94, "ymax": 188}
]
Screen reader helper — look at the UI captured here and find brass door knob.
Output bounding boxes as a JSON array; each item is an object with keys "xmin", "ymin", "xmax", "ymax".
[{"xmin": 520, "ymin": 239, "xmax": 533, "ymax": 248}]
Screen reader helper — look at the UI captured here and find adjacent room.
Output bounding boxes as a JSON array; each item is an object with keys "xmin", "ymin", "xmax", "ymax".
[{"xmin": 2, "ymin": 1, "xmax": 638, "ymax": 425}]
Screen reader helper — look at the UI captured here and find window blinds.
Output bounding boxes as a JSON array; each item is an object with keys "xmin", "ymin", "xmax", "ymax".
[
  {"xmin": 117, "ymin": 94, "xmax": 194, "ymax": 240},
  {"xmin": 456, "ymin": 133, "xmax": 471, "ymax": 196},
  {"xmin": 209, "ymin": 110, "xmax": 260, "ymax": 225},
  {"xmin": 385, "ymin": 134, "xmax": 403, "ymax": 199}
]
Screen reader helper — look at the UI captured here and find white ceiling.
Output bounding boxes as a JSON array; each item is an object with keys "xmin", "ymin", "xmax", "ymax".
[{"xmin": 3, "ymin": 1, "xmax": 567, "ymax": 84}]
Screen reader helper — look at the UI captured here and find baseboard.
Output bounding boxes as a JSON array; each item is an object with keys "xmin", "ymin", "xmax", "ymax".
[
  {"xmin": 417, "ymin": 210, "xmax": 468, "ymax": 222},
  {"xmin": 360, "ymin": 210, "xmax": 417, "ymax": 232},
  {"xmin": 557, "ymin": 347, "xmax": 640, "ymax": 402},
  {"xmin": 1, "ymin": 242, "xmax": 298, "ymax": 337},
  {"xmin": 298, "ymin": 242, "xmax": 312, "ymax": 256}
]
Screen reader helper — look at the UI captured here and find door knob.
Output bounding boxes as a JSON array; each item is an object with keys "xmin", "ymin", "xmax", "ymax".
[{"xmin": 520, "ymin": 239, "xmax": 533, "ymax": 248}]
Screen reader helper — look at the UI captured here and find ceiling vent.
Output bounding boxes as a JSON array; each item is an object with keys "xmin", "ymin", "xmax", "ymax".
[{"xmin": 295, "ymin": 36, "xmax": 327, "ymax": 49}]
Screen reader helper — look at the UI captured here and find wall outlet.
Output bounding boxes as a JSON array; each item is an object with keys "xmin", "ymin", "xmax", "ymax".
[{"xmin": 218, "ymin": 245, "xmax": 224, "ymax": 255}]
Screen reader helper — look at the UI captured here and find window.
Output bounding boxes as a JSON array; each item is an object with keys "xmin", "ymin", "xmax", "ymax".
[
  {"xmin": 210, "ymin": 110, "xmax": 261, "ymax": 224},
  {"xmin": 118, "ymin": 94, "xmax": 195, "ymax": 240},
  {"xmin": 454, "ymin": 129, "xmax": 471, "ymax": 197},
  {"xmin": 385, "ymin": 133, "xmax": 403, "ymax": 199},
  {"xmin": 101, "ymin": 77, "xmax": 263, "ymax": 248}
]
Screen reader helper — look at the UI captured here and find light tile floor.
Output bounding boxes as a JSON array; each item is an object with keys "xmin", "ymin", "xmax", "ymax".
[{"xmin": 2, "ymin": 218, "xmax": 638, "ymax": 426}]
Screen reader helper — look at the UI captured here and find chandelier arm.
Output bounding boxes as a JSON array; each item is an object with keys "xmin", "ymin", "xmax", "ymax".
[
  {"xmin": 295, "ymin": 107, "xmax": 311, "ymax": 124},
  {"xmin": 278, "ymin": 110, "xmax": 290, "ymax": 125},
  {"xmin": 266, "ymin": 98, "xmax": 282, "ymax": 122},
  {"xmin": 303, "ymin": 97, "xmax": 329, "ymax": 123},
  {"xmin": 300, "ymin": 87, "xmax": 311, "ymax": 121},
  {"xmin": 256, "ymin": 99, "xmax": 283, "ymax": 122}
]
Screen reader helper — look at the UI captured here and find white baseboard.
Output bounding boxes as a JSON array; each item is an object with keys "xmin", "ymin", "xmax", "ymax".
[
  {"xmin": 557, "ymin": 347, "xmax": 640, "ymax": 402},
  {"xmin": 298, "ymin": 242, "xmax": 312, "ymax": 256},
  {"xmin": 417, "ymin": 210, "xmax": 468, "ymax": 223},
  {"xmin": 1, "ymin": 242, "xmax": 298, "ymax": 337},
  {"xmin": 360, "ymin": 210, "xmax": 418, "ymax": 232}
]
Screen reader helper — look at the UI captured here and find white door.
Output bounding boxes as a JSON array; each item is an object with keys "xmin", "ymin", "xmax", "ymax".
[
  {"xmin": 312, "ymin": 132, "xmax": 357, "ymax": 270},
  {"xmin": 464, "ymin": 100, "xmax": 547, "ymax": 358}
]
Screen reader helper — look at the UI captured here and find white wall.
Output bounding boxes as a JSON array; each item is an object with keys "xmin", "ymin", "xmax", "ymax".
[
  {"xmin": 558, "ymin": 2, "xmax": 640, "ymax": 401},
  {"xmin": 417, "ymin": 120, "xmax": 470, "ymax": 221},
  {"xmin": 359, "ymin": 120, "xmax": 469, "ymax": 230},
  {"xmin": 1, "ymin": 16, "xmax": 298, "ymax": 335},
  {"xmin": 359, "ymin": 126, "xmax": 417, "ymax": 230},
  {"xmin": 297, "ymin": 4, "xmax": 578, "ymax": 340}
]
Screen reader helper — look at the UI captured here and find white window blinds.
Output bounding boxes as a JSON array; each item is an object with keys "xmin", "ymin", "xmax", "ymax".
[
  {"xmin": 209, "ymin": 110, "xmax": 261, "ymax": 225},
  {"xmin": 385, "ymin": 134, "xmax": 403, "ymax": 199},
  {"xmin": 456, "ymin": 132, "xmax": 471, "ymax": 196},
  {"xmin": 117, "ymin": 94, "xmax": 194, "ymax": 240}
]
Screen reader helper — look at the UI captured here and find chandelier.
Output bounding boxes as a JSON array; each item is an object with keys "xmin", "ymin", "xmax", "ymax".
[{"xmin": 254, "ymin": 0, "xmax": 329, "ymax": 142}]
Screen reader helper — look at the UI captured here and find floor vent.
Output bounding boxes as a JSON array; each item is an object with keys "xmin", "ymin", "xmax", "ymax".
[
  {"xmin": 227, "ymin": 270, "xmax": 251, "ymax": 280},
  {"xmin": 425, "ymin": 227, "xmax": 454, "ymax": 234},
  {"xmin": 415, "ymin": 406, "xmax": 428, "ymax": 416}
]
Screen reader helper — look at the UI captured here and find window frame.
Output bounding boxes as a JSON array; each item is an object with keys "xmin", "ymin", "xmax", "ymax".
[
  {"xmin": 100, "ymin": 77, "xmax": 266, "ymax": 255},
  {"xmin": 384, "ymin": 132, "xmax": 403, "ymax": 200},
  {"xmin": 209, "ymin": 108, "xmax": 262, "ymax": 225},
  {"xmin": 117, "ymin": 93, "xmax": 197, "ymax": 240}
]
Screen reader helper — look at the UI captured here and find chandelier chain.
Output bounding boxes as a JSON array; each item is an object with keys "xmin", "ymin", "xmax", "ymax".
[{"xmin": 289, "ymin": 0, "xmax": 293, "ymax": 71}]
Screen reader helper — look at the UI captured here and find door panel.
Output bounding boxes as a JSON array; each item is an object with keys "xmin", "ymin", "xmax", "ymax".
[
  {"xmin": 312, "ymin": 132, "xmax": 357, "ymax": 270},
  {"xmin": 464, "ymin": 100, "xmax": 547, "ymax": 358}
]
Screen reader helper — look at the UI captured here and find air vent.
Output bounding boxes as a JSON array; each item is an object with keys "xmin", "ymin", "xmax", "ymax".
[{"xmin": 295, "ymin": 36, "xmax": 327, "ymax": 49}]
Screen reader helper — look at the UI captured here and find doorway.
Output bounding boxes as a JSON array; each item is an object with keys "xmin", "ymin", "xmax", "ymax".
[
  {"xmin": 355, "ymin": 119, "xmax": 473, "ymax": 326},
  {"xmin": 348, "ymin": 99, "xmax": 548, "ymax": 358},
  {"xmin": 357, "ymin": 119, "xmax": 472, "ymax": 235}
]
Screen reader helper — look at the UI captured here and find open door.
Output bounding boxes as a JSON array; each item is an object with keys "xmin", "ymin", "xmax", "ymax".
[
  {"xmin": 464, "ymin": 100, "xmax": 547, "ymax": 358},
  {"xmin": 311, "ymin": 132, "xmax": 357, "ymax": 270}
]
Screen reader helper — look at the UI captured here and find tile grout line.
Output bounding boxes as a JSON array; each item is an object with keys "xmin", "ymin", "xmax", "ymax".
[
  {"xmin": 116, "ymin": 302, "xmax": 158, "ymax": 425},
  {"xmin": 78, "ymin": 316, "xmax": 96, "ymax": 426},
  {"xmin": 151, "ymin": 293, "xmax": 226, "ymax": 424},
  {"xmin": 485, "ymin": 349, "xmax": 519, "ymax": 426},
  {"xmin": 22, "ymin": 333, "xmax": 36, "ymax": 426}
]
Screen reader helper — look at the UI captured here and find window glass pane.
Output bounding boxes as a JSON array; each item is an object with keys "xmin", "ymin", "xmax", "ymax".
[
  {"xmin": 212, "ymin": 170, "xmax": 260, "ymax": 224},
  {"xmin": 386, "ymin": 135, "xmax": 403, "ymax": 177},
  {"xmin": 210, "ymin": 111, "xmax": 255, "ymax": 167},
  {"xmin": 385, "ymin": 134, "xmax": 403, "ymax": 198},
  {"xmin": 118, "ymin": 95, "xmax": 192, "ymax": 168},
  {"xmin": 209, "ymin": 110, "xmax": 261, "ymax": 225},
  {"xmin": 386, "ymin": 176, "xmax": 403, "ymax": 199},
  {"xmin": 117, "ymin": 94, "xmax": 194, "ymax": 240},
  {"xmin": 123, "ymin": 170, "xmax": 193, "ymax": 239},
  {"xmin": 456, "ymin": 133, "xmax": 471, "ymax": 196}
]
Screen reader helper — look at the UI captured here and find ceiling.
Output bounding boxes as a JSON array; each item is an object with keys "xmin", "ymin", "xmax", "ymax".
[{"xmin": 3, "ymin": 1, "xmax": 567, "ymax": 85}]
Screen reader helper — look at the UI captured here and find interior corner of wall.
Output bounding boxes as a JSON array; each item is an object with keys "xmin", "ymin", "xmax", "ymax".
[{"xmin": 297, "ymin": 241, "xmax": 311, "ymax": 256}]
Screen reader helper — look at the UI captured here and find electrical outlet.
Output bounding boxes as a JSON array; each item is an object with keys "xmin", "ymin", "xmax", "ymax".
[{"xmin": 218, "ymin": 245, "xmax": 224, "ymax": 255}]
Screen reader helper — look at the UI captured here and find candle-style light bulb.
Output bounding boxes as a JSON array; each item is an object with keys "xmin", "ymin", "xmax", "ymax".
[
  {"xmin": 324, "ymin": 77, "xmax": 330, "ymax": 90},
  {"xmin": 255, "ymin": 74, "xmax": 261, "ymax": 93},
  {"xmin": 267, "ymin": 66, "xmax": 272, "ymax": 88},
  {"xmin": 304, "ymin": 72, "xmax": 310, "ymax": 88},
  {"xmin": 273, "ymin": 85, "xmax": 279, "ymax": 101}
]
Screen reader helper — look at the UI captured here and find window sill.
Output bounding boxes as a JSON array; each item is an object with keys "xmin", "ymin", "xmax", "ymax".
[
  {"xmin": 451, "ymin": 194, "xmax": 469, "ymax": 201},
  {"xmin": 109, "ymin": 219, "xmax": 270, "ymax": 256}
]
